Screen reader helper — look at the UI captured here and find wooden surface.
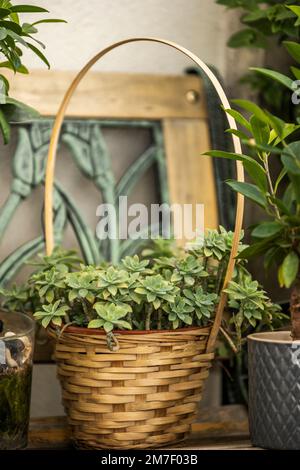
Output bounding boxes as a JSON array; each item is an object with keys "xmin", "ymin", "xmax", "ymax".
[
  {"xmin": 28, "ymin": 405, "xmax": 256, "ymax": 450},
  {"xmin": 4, "ymin": 70, "xmax": 206, "ymax": 120}
]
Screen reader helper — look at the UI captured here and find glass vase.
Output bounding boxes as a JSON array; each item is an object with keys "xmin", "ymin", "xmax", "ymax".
[{"xmin": 0, "ymin": 311, "xmax": 35, "ymax": 450}]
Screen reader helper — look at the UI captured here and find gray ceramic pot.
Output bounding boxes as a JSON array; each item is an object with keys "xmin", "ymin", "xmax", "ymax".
[{"xmin": 248, "ymin": 332, "xmax": 300, "ymax": 450}]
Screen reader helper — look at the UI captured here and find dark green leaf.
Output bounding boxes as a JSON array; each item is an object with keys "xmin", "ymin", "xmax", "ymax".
[
  {"xmin": 232, "ymin": 98, "xmax": 269, "ymax": 123},
  {"xmin": 228, "ymin": 28, "xmax": 267, "ymax": 48},
  {"xmin": 227, "ymin": 180, "xmax": 266, "ymax": 208},
  {"xmin": 0, "ymin": 7, "xmax": 10, "ymax": 19},
  {"xmin": 250, "ymin": 115, "xmax": 269, "ymax": 146},
  {"xmin": 283, "ymin": 182, "xmax": 295, "ymax": 210},
  {"xmin": 10, "ymin": 5, "xmax": 49, "ymax": 13},
  {"xmin": 205, "ymin": 149, "xmax": 267, "ymax": 190},
  {"xmin": 225, "ymin": 128, "xmax": 249, "ymax": 140},
  {"xmin": 26, "ymin": 42, "xmax": 50, "ymax": 68},
  {"xmin": 32, "ymin": 19, "xmax": 67, "ymax": 26},
  {"xmin": 223, "ymin": 107, "xmax": 251, "ymax": 131},
  {"xmin": 3, "ymin": 96, "xmax": 39, "ymax": 122},
  {"xmin": 0, "ymin": 20, "xmax": 22, "ymax": 33},
  {"xmin": 251, "ymin": 221, "xmax": 283, "ymax": 238},
  {"xmin": 0, "ymin": 60, "xmax": 28, "ymax": 73},
  {"xmin": 238, "ymin": 239, "xmax": 274, "ymax": 259},
  {"xmin": 250, "ymin": 67, "xmax": 294, "ymax": 91},
  {"xmin": 281, "ymin": 142, "xmax": 300, "ymax": 175},
  {"xmin": 269, "ymin": 196, "xmax": 291, "ymax": 216},
  {"xmin": 289, "ymin": 174, "xmax": 300, "ymax": 204}
]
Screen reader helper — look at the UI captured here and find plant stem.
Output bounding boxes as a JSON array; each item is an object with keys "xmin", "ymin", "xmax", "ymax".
[
  {"xmin": 290, "ymin": 278, "xmax": 300, "ymax": 340},
  {"xmin": 145, "ymin": 304, "xmax": 153, "ymax": 330},
  {"xmin": 263, "ymin": 153, "xmax": 281, "ymax": 219},
  {"xmin": 157, "ymin": 309, "xmax": 162, "ymax": 329},
  {"xmin": 220, "ymin": 326, "xmax": 238, "ymax": 354},
  {"xmin": 216, "ymin": 260, "xmax": 225, "ymax": 295}
]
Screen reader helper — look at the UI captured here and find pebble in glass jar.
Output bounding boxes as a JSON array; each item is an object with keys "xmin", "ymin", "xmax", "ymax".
[{"xmin": 0, "ymin": 311, "xmax": 35, "ymax": 450}]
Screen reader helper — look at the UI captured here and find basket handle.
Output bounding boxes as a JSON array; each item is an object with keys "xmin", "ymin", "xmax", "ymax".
[{"xmin": 44, "ymin": 37, "xmax": 244, "ymax": 352}]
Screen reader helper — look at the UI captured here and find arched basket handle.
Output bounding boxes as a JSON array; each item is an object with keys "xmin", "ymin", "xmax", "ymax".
[{"xmin": 44, "ymin": 37, "xmax": 244, "ymax": 352}]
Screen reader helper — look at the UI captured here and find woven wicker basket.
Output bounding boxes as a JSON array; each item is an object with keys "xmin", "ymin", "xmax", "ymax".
[{"xmin": 44, "ymin": 37, "xmax": 244, "ymax": 450}]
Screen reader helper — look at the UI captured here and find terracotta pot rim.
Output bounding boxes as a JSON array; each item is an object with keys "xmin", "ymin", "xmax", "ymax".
[
  {"xmin": 247, "ymin": 330, "xmax": 300, "ymax": 345},
  {"xmin": 58, "ymin": 324, "xmax": 208, "ymax": 336}
]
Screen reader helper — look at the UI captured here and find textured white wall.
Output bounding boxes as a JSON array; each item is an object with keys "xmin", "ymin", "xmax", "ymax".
[{"xmin": 14, "ymin": 0, "xmax": 230, "ymax": 76}]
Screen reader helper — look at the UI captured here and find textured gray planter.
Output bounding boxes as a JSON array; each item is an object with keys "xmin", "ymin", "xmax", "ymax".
[{"xmin": 248, "ymin": 332, "xmax": 300, "ymax": 450}]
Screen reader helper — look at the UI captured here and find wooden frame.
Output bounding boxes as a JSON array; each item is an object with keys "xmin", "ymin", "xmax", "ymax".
[{"xmin": 6, "ymin": 68, "xmax": 219, "ymax": 232}]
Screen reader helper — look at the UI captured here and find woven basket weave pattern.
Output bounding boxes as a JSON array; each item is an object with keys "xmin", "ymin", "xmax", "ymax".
[{"xmin": 52, "ymin": 327, "xmax": 213, "ymax": 449}]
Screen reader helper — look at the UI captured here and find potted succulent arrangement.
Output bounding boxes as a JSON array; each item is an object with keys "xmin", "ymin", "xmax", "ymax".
[
  {"xmin": 1, "ymin": 228, "xmax": 285, "ymax": 449},
  {"xmin": 207, "ymin": 23, "xmax": 300, "ymax": 448},
  {"xmin": 0, "ymin": 1, "xmax": 65, "ymax": 450}
]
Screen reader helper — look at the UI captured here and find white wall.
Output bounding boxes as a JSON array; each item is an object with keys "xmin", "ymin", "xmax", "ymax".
[{"xmin": 14, "ymin": 0, "xmax": 231, "ymax": 76}]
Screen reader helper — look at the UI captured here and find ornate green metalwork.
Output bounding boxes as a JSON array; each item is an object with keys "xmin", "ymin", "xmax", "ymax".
[{"xmin": 0, "ymin": 119, "xmax": 168, "ymax": 286}]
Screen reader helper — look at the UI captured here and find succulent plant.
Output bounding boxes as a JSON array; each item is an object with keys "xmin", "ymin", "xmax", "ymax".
[
  {"xmin": 89, "ymin": 303, "xmax": 132, "ymax": 333},
  {"xmin": 163, "ymin": 296, "xmax": 194, "ymax": 329},
  {"xmin": 135, "ymin": 274, "xmax": 178, "ymax": 309},
  {"xmin": 121, "ymin": 255, "xmax": 151, "ymax": 274},
  {"xmin": 34, "ymin": 300, "xmax": 69, "ymax": 328},
  {"xmin": 184, "ymin": 287, "xmax": 218, "ymax": 322},
  {"xmin": 171, "ymin": 255, "xmax": 208, "ymax": 286},
  {"xmin": 0, "ymin": 227, "xmax": 286, "ymax": 351},
  {"xmin": 97, "ymin": 266, "xmax": 129, "ymax": 298}
]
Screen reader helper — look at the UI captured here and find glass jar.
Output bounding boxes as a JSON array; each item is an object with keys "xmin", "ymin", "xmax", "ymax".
[{"xmin": 0, "ymin": 311, "xmax": 35, "ymax": 449}]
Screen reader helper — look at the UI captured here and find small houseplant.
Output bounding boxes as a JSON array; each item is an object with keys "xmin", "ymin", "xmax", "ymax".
[
  {"xmin": 0, "ymin": 2, "xmax": 65, "ymax": 449},
  {"xmin": 1, "ymin": 228, "xmax": 284, "ymax": 449},
  {"xmin": 206, "ymin": 38, "xmax": 300, "ymax": 448}
]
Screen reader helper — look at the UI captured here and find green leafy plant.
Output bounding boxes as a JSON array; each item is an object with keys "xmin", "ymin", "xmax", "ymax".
[
  {"xmin": 216, "ymin": 0, "xmax": 300, "ymax": 117},
  {"xmin": 0, "ymin": 228, "xmax": 285, "ymax": 351},
  {"xmin": 206, "ymin": 52, "xmax": 300, "ymax": 338},
  {"xmin": 0, "ymin": 2, "xmax": 66, "ymax": 143}
]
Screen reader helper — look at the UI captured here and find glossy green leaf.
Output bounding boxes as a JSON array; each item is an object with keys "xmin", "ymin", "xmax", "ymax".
[
  {"xmin": 250, "ymin": 115, "xmax": 269, "ymax": 145},
  {"xmin": 205, "ymin": 150, "xmax": 267, "ymax": 191},
  {"xmin": 0, "ymin": 60, "xmax": 28, "ymax": 73},
  {"xmin": 287, "ymin": 5, "xmax": 300, "ymax": 26},
  {"xmin": 227, "ymin": 180, "xmax": 266, "ymax": 208},
  {"xmin": 251, "ymin": 221, "xmax": 283, "ymax": 238},
  {"xmin": 281, "ymin": 142, "xmax": 300, "ymax": 175},
  {"xmin": 26, "ymin": 42, "xmax": 50, "ymax": 68},
  {"xmin": 223, "ymin": 107, "xmax": 251, "ymax": 131},
  {"xmin": 281, "ymin": 252, "xmax": 299, "ymax": 288},
  {"xmin": 232, "ymin": 98, "xmax": 268, "ymax": 123},
  {"xmin": 291, "ymin": 66, "xmax": 300, "ymax": 80},
  {"xmin": 10, "ymin": 5, "xmax": 49, "ymax": 13},
  {"xmin": 250, "ymin": 67, "xmax": 294, "ymax": 91},
  {"xmin": 0, "ymin": 7, "xmax": 10, "ymax": 19},
  {"xmin": 238, "ymin": 239, "xmax": 274, "ymax": 259},
  {"xmin": 3, "ymin": 96, "xmax": 39, "ymax": 122},
  {"xmin": 32, "ymin": 19, "xmax": 67, "ymax": 26},
  {"xmin": 0, "ymin": 19, "xmax": 22, "ymax": 33},
  {"xmin": 283, "ymin": 41, "xmax": 300, "ymax": 64},
  {"xmin": 225, "ymin": 128, "xmax": 249, "ymax": 140}
]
